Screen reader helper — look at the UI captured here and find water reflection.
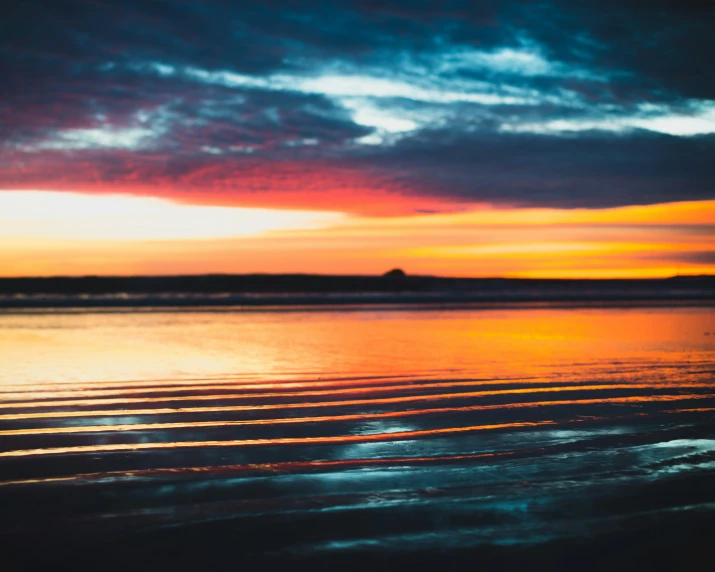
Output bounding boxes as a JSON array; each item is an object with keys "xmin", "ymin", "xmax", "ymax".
[
  {"xmin": 0, "ymin": 305, "xmax": 713, "ymax": 561},
  {"xmin": 2, "ymin": 394, "xmax": 711, "ymax": 436},
  {"xmin": 1, "ymin": 305, "xmax": 712, "ymax": 386}
]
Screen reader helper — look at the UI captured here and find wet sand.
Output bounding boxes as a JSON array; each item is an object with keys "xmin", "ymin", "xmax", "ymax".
[{"xmin": 1, "ymin": 305, "xmax": 713, "ymax": 570}]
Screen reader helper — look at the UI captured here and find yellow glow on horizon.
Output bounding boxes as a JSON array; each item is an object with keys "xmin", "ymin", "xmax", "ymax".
[
  {"xmin": 407, "ymin": 241, "xmax": 704, "ymax": 258},
  {"xmin": 340, "ymin": 199, "xmax": 715, "ymax": 230},
  {"xmin": 0, "ymin": 190, "xmax": 713, "ymax": 278}
]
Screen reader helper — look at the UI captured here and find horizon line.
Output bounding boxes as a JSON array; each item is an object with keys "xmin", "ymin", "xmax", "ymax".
[{"xmin": 1, "ymin": 272, "xmax": 714, "ymax": 282}]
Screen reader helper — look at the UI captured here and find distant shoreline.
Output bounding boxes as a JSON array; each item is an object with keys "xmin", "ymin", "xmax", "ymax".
[{"xmin": 0, "ymin": 273, "xmax": 713, "ymax": 309}]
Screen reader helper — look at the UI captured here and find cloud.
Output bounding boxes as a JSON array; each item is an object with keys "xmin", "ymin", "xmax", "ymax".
[
  {"xmin": 501, "ymin": 100, "xmax": 715, "ymax": 136},
  {"xmin": 357, "ymin": 130, "xmax": 715, "ymax": 209},
  {"xmin": 2, "ymin": 0, "xmax": 714, "ymax": 213},
  {"xmin": 654, "ymin": 251, "xmax": 715, "ymax": 266}
]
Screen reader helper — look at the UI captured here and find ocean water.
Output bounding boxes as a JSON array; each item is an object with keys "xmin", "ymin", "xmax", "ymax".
[{"xmin": 1, "ymin": 304, "xmax": 714, "ymax": 569}]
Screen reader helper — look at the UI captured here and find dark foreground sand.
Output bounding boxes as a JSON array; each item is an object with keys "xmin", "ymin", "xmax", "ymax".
[{"xmin": 2, "ymin": 377, "xmax": 714, "ymax": 571}]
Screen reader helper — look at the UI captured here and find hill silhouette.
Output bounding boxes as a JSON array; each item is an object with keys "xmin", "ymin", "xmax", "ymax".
[{"xmin": 0, "ymin": 273, "xmax": 713, "ymax": 308}]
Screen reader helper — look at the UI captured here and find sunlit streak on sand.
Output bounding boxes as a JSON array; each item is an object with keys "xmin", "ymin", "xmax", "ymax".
[
  {"xmin": 0, "ymin": 420, "xmax": 556, "ymax": 457},
  {"xmin": 1, "ymin": 394, "xmax": 712, "ymax": 436},
  {"xmin": 3, "ymin": 382, "xmax": 714, "ymax": 411}
]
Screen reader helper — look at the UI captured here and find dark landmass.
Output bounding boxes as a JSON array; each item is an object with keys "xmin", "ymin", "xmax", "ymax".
[{"xmin": 0, "ymin": 272, "xmax": 714, "ymax": 308}]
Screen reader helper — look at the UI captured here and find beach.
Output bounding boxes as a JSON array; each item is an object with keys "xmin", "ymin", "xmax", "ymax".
[
  {"xmin": 5, "ymin": 0, "xmax": 715, "ymax": 567},
  {"xmin": 1, "ymin": 303, "xmax": 714, "ymax": 569}
]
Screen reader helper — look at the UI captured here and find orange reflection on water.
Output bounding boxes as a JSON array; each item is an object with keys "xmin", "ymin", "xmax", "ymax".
[
  {"xmin": 0, "ymin": 378, "xmax": 557, "ymax": 405},
  {"xmin": 1, "ymin": 306, "xmax": 713, "ymax": 388},
  {"xmin": 0, "ymin": 419, "xmax": 556, "ymax": 458},
  {"xmin": 0, "ymin": 450, "xmax": 517, "ymax": 487},
  {"xmin": 1, "ymin": 393, "xmax": 711, "ymax": 436},
  {"xmin": 0, "ymin": 373, "xmax": 426, "ymax": 393},
  {"xmin": 5, "ymin": 381, "xmax": 714, "ymax": 410},
  {"xmin": 0, "ymin": 374, "xmax": 450, "ymax": 398},
  {"xmin": 3, "ymin": 384, "xmax": 714, "ymax": 421}
]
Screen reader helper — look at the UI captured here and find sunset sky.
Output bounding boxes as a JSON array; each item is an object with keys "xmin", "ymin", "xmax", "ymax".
[{"xmin": 2, "ymin": 0, "xmax": 714, "ymax": 278}]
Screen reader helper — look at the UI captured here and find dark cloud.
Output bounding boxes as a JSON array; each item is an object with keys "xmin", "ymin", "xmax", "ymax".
[
  {"xmin": 675, "ymin": 251, "xmax": 715, "ymax": 265},
  {"xmin": 356, "ymin": 130, "xmax": 715, "ymax": 208},
  {"xmin": 646, "ymin": 250, "xmax": 715, "ymax": 265},
  {"xmin": 523, "ymin": 0, "xmax": 715, "ymax": 100},
  {"xmin": 2, "ymin": 0, "xmax": 714, "ymax": 212}
]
